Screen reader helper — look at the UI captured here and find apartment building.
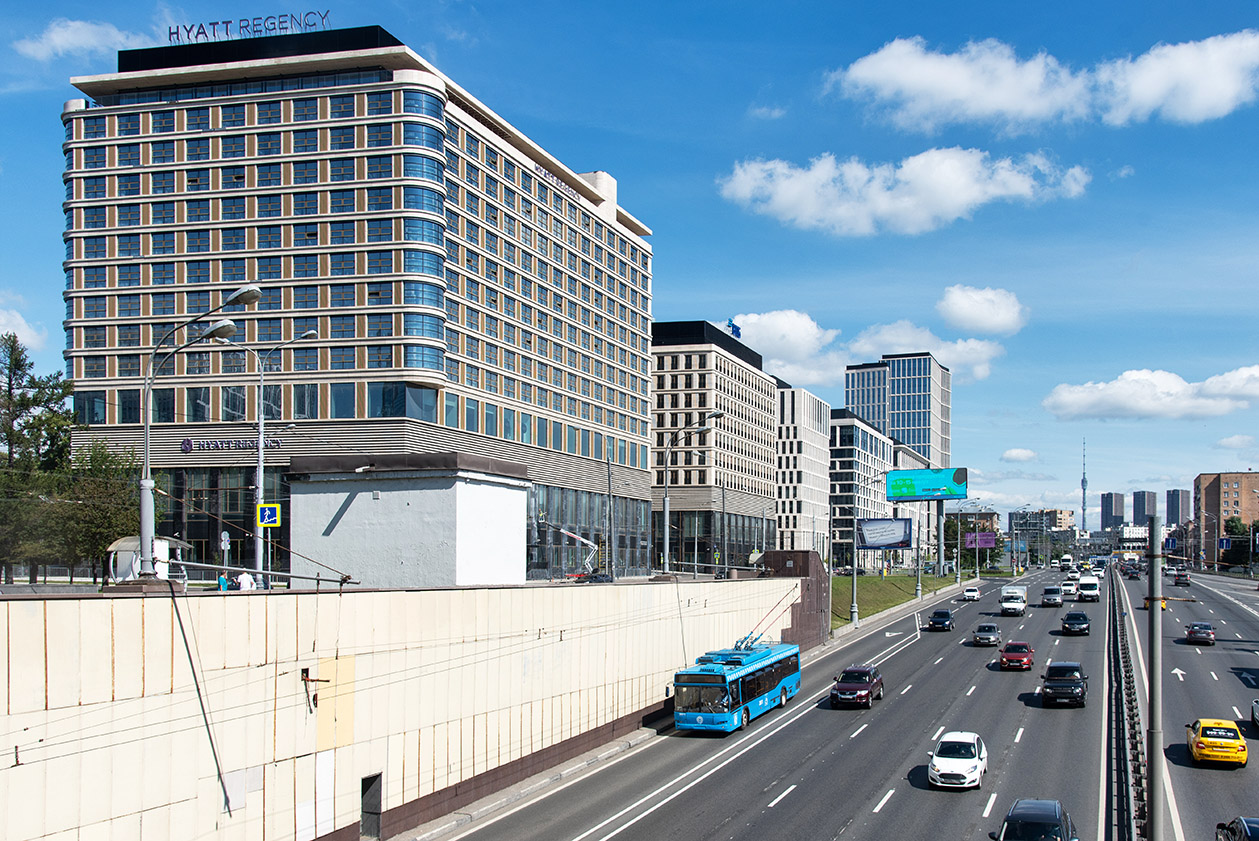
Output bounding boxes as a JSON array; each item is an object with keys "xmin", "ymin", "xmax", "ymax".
[{"xmin": 774, "ymin": 380, "xmax": 832, "ymax": 558}]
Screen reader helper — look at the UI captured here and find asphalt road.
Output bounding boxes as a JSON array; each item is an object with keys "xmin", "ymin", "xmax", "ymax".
[
  {"xmin": 1116, "ymin": 570, "xmax": 1259, "ymax": 841},
  {"xmin": 433, "ymin": 569, "xmax": 1111, "ymax": 841}
]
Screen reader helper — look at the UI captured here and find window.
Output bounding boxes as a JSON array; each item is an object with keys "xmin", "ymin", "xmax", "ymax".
[
  {"xmin": 294, "ymin": 161, "xmax": 318, "ymax": 184},
  {"xmin": 257, "ymin": 194, "xmax": 282, "ymax": 217},
  {"xmin": 117, "ymin": 324, "xmax": 140, "ymax": 346},
  {"xmin": 83, "ymin": 147, "xmax": 106, "ymax": 169},
  {"xmin": 330, "ymin": 347, "xmax": 355, "ymax": 369},
  {"xmin": 330, "ymin": 253, "xmax": 355, "ymax": 275},
  {"xmin": 222, "ymin": 386, "xmax": 247, "ymax": 422},
  {"xmin": 84, "ymin": 207, "xmax": 106, "ymax": 228},
  {"xmin": 330, "ymin": 315, "xmax": 355, "ymax": 338},
  {"xmin": 256, "ymin": 100, "xmax": 281, "ymax": 124},
  {"xmin": 293, "ymin": 383, "xmax": 319, "ymax": 418},
  {"xmin": 222, "ymin": 166, "xmax": 246, "ymax": 189},
  {"xmin": 293, "ymin": 348, "xmax": 318, "ymax": 371},
  {"xmin": 153, "ymin": 110, "xmax": 176, "ymax": 133},
  {"xmin": 222, "ymin": 135, "xmax": 245, "ymax": 158},
  {"xmin": 186, "ymin": 137, "xmax": 209, "ymax": 161},
  {"xmin": 84, "ymin": 177, "xmax": 106, "ymax": 199},
  {"xmin": 295, "ymin": 223, "xmax": 319, "ymax": 245},
  {"xmin": 330, "ymin": 222, "xmax": 355, "ymax": 244},
  {"xmin": 367, "ymin": 124, "xmax": 392, "ymax": 147},
  {"xmin": 186, "ymin": 230, "xmax": 209, "ymax": 252},
  {"xmin": 403, "ymin": 155, "xmax": 443, "ymax": 182},
  {"xmin": 404, "ymin": 313, "xmax": 442, "ymax": 338},
  {"xmin": 186, "ymin": 291, "xmax": 210, "ymax": 313},
  {"xmin": 368, "ymin": 314, "xmax": 393, "ymax": 336},
  {"xmin": 151, "ymin": 202, "xmax": 174, "ymax": 224},
  {"xmin": 367, "ymin": 346, "xmax": 392, "ymax": 368},
  {"xmin": 293, "ymin": 254, "xmax": 317, "ymax": 277},
  {"xmin": 74, "ymin": 390, "xmax": 107, "ymax": 424},
  {"xmin": 83, "ymin": 116, "xmax": 106, "ymax": 139},
  {"xmin": 367, "ymin": 188, "xmax": 393, "ymax": 211},
  {"xmin": 186, "ymin": 387, "xmax": 210, "ymax": 422},
  {"xmin": 330, "ymin": 382, "xmax": 356, "ymax": 418},
  {"xmin": 330, "ymin": 126, "xmax": 355, "ymax": 150},
  {"xmin": 367, "ymin": 219, "xmax": 391, "ymax": 242},
  {"xmin": 330, "ymin": 158, "xmax": 355, "ymax": 181},
  {"xmin": 293, "ymin": 98, "xmax": 318, "ymax": 122},
  {"xmin": 117, "ymin": 265, "xmax": 140, "ymax": 286},
  {"xmin": 186, "ymin": 169, "xmax": 209, "ymax": 191},
  {"xmin": 221, "ymin": 104, "xmax": 245, "ymax": 127},
  {"xmin": 186, "ymin": 261, "xmax": 209, "ymax": 284},
  {"xmin": 330, "ymin": 190, "xmax": 356, "ymax": 213},
  {"xmin": 117, "ymin": 145, "xmax": 140, "ymax": 167},
  {"xmin": 151, "ymin": 141, "xmax": 174, "ymax": 163},
  {"xmin": 367, "ymin": 92, "xmax": 392, "ymax": 115},
  {"xmin": 117, "ymin": 295, "xmax": 141, "ymax": 317},
  {"xmin": 83, "ymin": 267, "xmax": 106, "ymax": 287},
  {"xmin": 404, "ymin": 219, "xmax": 443, "ymax": 245},
  {"xmin": 150, "ymin": 293, "xmax": 175, "ymax": 315},
  {"xmin": 403, "ymin": 91, "xmax": 443, "ymax": 118},
  {"xmin": 118, "ymin": 389, "xmax": 141, "ymax": 423},
  {"xmin": 257, "ymin": 319, "xmax": 282, "ymax": 341},
  {"xmin": 222, "ymin": 197, "xmax": 246, "ymax": 219},
  {"xmin": 366, "ymin": 156, "xmax": 392, "ymax": 179},
  {"xmin": 152, "ymin": 263, "xmax": 175, "ymax": 285},
  {"xmin": 294, "ymin": 286, "xmax": 319, "ymax": 308},
  {"xmin": 150, "ymin": 232, "xmax": 173, "ymax": 255},
  {"xmin": 330, "ymin": 95, "xmax": 355, "ymax": 119},
  {"xmin": 294, "ymin": 192, "xmax": 318, "ymax": 215},
  {"xmin": 257, "ymin": 226, "xmax": 282, "ymax": 248},
  {"xmin": 257, "ymin": 164, "xmax": 281, "ymax": 186},
  {"xmin": 186, "ymin": 108, "xmax": 209, "ymax": 131},
  {"xmin": 222, "ymin": 228, "xmax": 246, "ymax": 250},
  {"xmin": 330, "ymin": 284, "xmax": 356, "ymax": 307},
  {"xmin": 84, "ymin": 297, "xmax": 107, "ymax": 319},
  {"xmin": 403, "ymin": 124, "xmax": 443, "ymax": 150},
  {"xmin": 117, "ymin": 174, "xmax": 141, "ymax": 196},
  {"xmin": 185, "ymin": 352, "xmax": 209, "ymax": 375},
  {"xmin": 294, "ymin": 130, "xmax": 318, "ymax": 153},
  {"xmin": 367, "ymin": 282, "xmax": 393, "ymax": 305},
  {"xmin": 222, "ymin": 259, "xmax": 246, "ymax": 283}
]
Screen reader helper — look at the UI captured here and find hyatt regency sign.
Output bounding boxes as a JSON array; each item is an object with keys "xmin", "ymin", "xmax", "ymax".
[{"xmin": 168, "ymin": 11, "xmax": 331, "ymax": 44}]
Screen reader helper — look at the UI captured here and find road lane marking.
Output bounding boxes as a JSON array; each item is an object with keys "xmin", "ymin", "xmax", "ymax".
[
  {"xmin": 1171, "ymin": 668, "xmax": 1185, "ymax": 681},
  {"xmin": 1222, "ymin": 619, "xmax": 1228, "ymax": 624},
  {"xmin": 1015, "ymin": 727, "xmax": 1024, "ymax": 743},
  {"xmin": 901, "ymin": 684, "xmax": 913, "ymax": 695},
  {"xmin": 1209, "ymin": 609, "xmax": 1215, "ymax": 614},
  {"xmin": 851, "ymin": 724, "xmax": 868, "ymax": 738},
  {"xmin": 983, "ymin": 793, "xmax": 998, "ymax": 818},
  {"xmin": 1019, "ymin": 624, "xmax": 1026, "ymax": 630},
  {"xmin": 1211, "ymin": 671, "xmax": 1219, "ymax": 681},
  {"xmin": 935, "ymin": 656, "xmax": 944, "ymax": 665},
  {"xmin": 1237, "ymin": 632, "xmax": 1243, "ymax": 638},
  {"xmin": 1055, "ymin": 640, "xmax": 1060, "ymax": 646},
  {"xmin": 873, "ymin": 789, "xmax": 895, "ymax": 813},
  {"xmin": 932, "ymin": 725, "xmax": 945, "ymax": 740},
  {"xmin": 1033, "ymin": 686, "xmax": 1042, "ymax": 694},
  {"xmin": 768, "ymin": 784, "xmax": 796, "ymax": 808},
  {"xmin": 1233, "ymin": 706, "xmax": 1243, "ymax": 719},
  {"xmin": 966, "ymin": 685, "xmax": 976, "ymax": 696}
]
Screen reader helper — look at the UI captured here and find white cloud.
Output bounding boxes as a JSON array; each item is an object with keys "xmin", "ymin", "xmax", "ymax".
[
  {"xmin": 936, "ymin": 285, "xmax": 1027, "ymax": 335},
  {"xmin": 830, "ymin": 30, "xmax": 1259, "ymax": 132},
  {"xmin": 730, "ymin": 311, "xmax": 848, "ymax": 386},
  {"xmin": 1216, "ymin": 434, "xmax": 1256, "ymax": 450},
  {"xmin": 719, "ymin": 147, "xmax": 1089, "ymax": 237},
  {"xmin": 1097, "ymin": 31, "xmax": 1259, "ymax": 125},
  {"xmin": 1001, "ymin": 448, "xmax": 1039, "ymax": 463},
  {"xmin": 846, "ymin": 320, "xmax": 1004, "ymax": 381},
  {"xmin": 13, "ymin": 18, "xmax": 152, "ymax": 61},
  {"xmin": 748, "ymin": 104, "xmax": 787, "ymax": 120},
  {"xmin": 1110, "ymin": 165, "xmax": 1135, "ymax": 180},
  {"xmin": 831, "ymin": 36, "xmax": 1091, "ymax": 133},
  {"xmin": 1042, "ymin": 368, "xmax": 1252, "ymax": 420},
  {"xmin": 0, "ymin": 309, "xmax": 48, "ymax": 351}
]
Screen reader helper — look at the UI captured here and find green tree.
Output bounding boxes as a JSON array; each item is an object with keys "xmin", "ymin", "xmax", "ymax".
[
  {"xmin": 1220, "ymin": 516, "xmax": 1256, "ymax": 569},
  {"xmin": 53, "ymin": 440, "xmax": 141, "ymax": 583}
]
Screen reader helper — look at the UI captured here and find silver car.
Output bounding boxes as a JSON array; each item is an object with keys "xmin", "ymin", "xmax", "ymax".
[{"xmin": 972, "ymin": 623, "xmax": 1002, "ymax": 647}]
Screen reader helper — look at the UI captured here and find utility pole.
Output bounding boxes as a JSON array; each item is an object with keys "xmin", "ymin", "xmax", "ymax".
[{"xmin": 1147, "ymin": 515, "xmax": 1164, "ymax": 841}]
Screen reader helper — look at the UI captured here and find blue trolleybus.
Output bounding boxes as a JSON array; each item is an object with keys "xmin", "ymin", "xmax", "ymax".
[{"xmin": 673, "ymin": 638, "xmax": 801, "ymax": 733}]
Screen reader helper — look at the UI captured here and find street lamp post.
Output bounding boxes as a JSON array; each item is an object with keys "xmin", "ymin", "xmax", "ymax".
[
  {"xmin": 139, "ymin": 284, "xmax": 261, "ymax": 579},
  {"xmin": 662, "ymin": 410, "xmax": 723, "ymax": 574},
  {"xmin": 850, "ymin": 469, "xmax": 889, "ymax": 627}
]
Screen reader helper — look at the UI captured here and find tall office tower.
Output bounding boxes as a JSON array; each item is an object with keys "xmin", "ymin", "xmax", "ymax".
[
  {"xmin": 1131, "ymin": 490, "xmax": 1156, "ymax": 526},
  {"xmin": 773, "ymin": 379, "xmax": 832, "ymax": 558},
  {"xmin": 844, "ymin": 352, "xmax": 951, "ymax": 468},
  {"xmin": 1166, "ymin": 489, "xmax": 1190, "ymax": 526},
  {"xmin": 63, "ymin": 26, "xmax": 654, "ymax": 575},
  {"xmin": 651, "ymin": 321, "xmax": 776, "ymax": 570},
  {"xmin": 1100, "ymin": 492, "xmax": 1125, "ymax": 530},
  {"xmin": 827, "ymin": 409, "xmax": 895, "ymax": 567}
]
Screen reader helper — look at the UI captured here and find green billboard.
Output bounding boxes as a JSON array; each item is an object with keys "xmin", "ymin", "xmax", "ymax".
[{"xmin": 885, "ymin": 468, "xmax": 968, "ymax": 502}]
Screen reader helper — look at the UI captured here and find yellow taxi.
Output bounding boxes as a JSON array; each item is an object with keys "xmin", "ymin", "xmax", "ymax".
[{"xmin": 1186, "ymin": 718, "xmax": 1248, "ymax": 766}]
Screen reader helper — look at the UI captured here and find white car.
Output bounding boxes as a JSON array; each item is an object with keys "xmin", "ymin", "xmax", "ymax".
[
  {"xmin": 928, "ymin": 730, "xmax": 988, "ymax": 789},
  {"xmin": 1061, "ymin": 580, "xmax": 1078, "ymax": 596},
  {"xmin": 1252, "ymin": 698, "xmax": 1259, "ymax": 730},
  {"xmin": 962, "ymin": 586, "xmax": 981, "ymax": 601},
  {"xmin": 1066, "ymin": 569, "xmax": 1081, "ymax": 580}
]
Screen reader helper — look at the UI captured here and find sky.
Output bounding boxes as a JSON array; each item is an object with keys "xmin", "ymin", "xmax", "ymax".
[{"xmin": 2, "ymin": 1, "xmax": 1258, "ymax": 525}]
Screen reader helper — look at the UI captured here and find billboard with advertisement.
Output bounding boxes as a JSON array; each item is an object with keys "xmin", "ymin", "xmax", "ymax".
[
  {"xmin": 965, "ymin": 532, "xmax": 996, "ymax": 549},
  {"xmin": 886, "ymin": 468, "xmax": 968, "ymax": 502},
  {"xmin": 856, "ymin": 518, "xmax": 913, "ymax": 549}
]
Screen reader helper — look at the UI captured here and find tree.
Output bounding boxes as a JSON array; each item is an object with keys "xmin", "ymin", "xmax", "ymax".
[
  {"xmin": 54, "ymin": 440, "xmax": 141, "ymax": 583},
  {"xmin": 1220, "ymin": 516, "xmax": 1256, "ymax": 569}
]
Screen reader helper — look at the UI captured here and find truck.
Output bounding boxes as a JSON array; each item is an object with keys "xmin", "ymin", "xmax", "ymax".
[
  {"xmin": 1000, "ymin": 585, "xmax": 1028, "ymax": 616},
  {"xmin": 1077, "ymin": 575, "xmax": 1101, "ymax": 602}
]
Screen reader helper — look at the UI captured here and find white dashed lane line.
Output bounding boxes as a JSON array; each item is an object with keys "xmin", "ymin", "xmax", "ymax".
[
  {"xmin": 932, "ymin": 725, "xmax": 945, "ymax": 740},
  {"xmin": 767, "ymin": 784, "xmax": 796, "ymax": 808},
  {"xmin": 983, "ymin": 792, "xmax": 998, "ymax": 817},
  {"xmin": 1234, "ymin": 706, "xmax": 1243, "ymax": 719},
  {"xmin": 1015, "ymin": 727, "xmax": 1024, "ymax": 743},
  {"xmin": 873, "ymin": 790, "xmax": 895, "ymax": 813},
  {"xmin": 966, "ymin": 685, "xmax": 976, "ymax": 697},
  {"xmin": 901, "ymin": 684, "xmax": 913, "ymax": 695},
  {"xmin": 1211, "ymin": 672, "xmax": 1219, "ymax": 681},
  {"xmin": 851, "ymin": 724, "xmax": 868, "ymax": 739},
  {"xmin": 935, "ymin": 657, "xmax": 944, "ymax": 665}
]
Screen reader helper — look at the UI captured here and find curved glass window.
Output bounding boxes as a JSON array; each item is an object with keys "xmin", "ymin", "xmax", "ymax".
[
  {"xmin": 404, "ymin": 346, "xmax": 445, "ymax": 371},
  {"xmin": 403, "ymin": 156, "xmax": 443, "ymax": 182},
  {"xmin": 403, "ymin": 313, "xmax": 444, "ymax": 339},
  {"xmin": 403, "ymin": 91, "xmax": 444, "ymax": 119},
  {"xmin": 403, "ymin": 186, "xmax": 444, "ymax": 213},
  {"xmin": 403, "ymin": 219, "xmax": 444, "ymax": 246},
  {"xmin": 402, "ymin": 250, "xmax": 443, "ymax": 277},
  {"xmin": 402, "ymin": 123, "xmax": 443, "ymax": 151},
  {"xmin": 403, "ymin": 281, "xmax": 444, "ymax": 308}
]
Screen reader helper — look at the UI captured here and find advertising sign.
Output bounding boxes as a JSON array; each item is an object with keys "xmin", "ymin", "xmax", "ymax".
[
  {"xmin": 965, "ymin": 532, "xmax": 996, "ymax": 549},
  {"xmin": 885, "ymin": 468, "xmax": 968, "ymax": 502},
  {"xmin": 856, "ymin": 518, "xmax": 913, "ymax": 549}
]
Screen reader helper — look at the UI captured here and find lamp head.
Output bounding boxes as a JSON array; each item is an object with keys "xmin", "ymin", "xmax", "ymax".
[
  {"xmin": 298, "ymin": 329, "xmax": 319, "ymax": 340},
  {"xmin": 201, "ymin": 319, "xmax": 237, "ymax": 341},
  {"xmin": 706, "ymin": 410, "xmax": 726, "ymax": 421},
  {"xmin": 224, "ymin": 284, "xmax": 262, "ymax": 307}
]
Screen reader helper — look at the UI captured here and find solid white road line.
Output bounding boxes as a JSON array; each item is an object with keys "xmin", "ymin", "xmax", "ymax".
[
  {"xmin": 932, "ymin": 725, "xmax": 945, "ymax": 740},
  {"xmin": 901, "ymin": 684, "xmax": 913, "ymax": 695},
  {"xmin": 767, "ymin": 784, "xmax": 796, "ymax": 808},
  {"xmin": 1233, "ymin": 706, "xmax": 1243, "ymax": 720},
  {"xmin": 966, "ymin": 685, "xmax": 976, "ymax": 697},
  {"xmin": 851, "ymin": 724, "xmax": 868, "ymax": 738},
  {"xmin": 1015, "ymin": 727, "xmax": 1024, "ymax": 743},
  {"xmin": 873, "ymin": 789, "xmax": 895, "ymax": 813},
  {"xmin": 983, "ymin": 793, "xmax": 998, "ymax": 818}
]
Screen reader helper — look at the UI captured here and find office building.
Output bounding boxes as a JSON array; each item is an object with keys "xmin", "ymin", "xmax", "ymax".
[
  {"xmin": 1194, "ymin": 472, "xmax": 1259, "ymax": 567},
  {"xmin": 650, "ymin": 321, "xmax": 776, "ymax": 570},
  {"xmin": 63, "ymin": 26, "xmax": 654, "ymax": 577},
  {"xmin": 1131, "ymin": 490, "xmax": 1156, "ymax": 526},
  {"xmin": 844, "ymin": 352, "xmax": 951, "ymax": 468},
  {"xmin": 774, "ymin": 380, "xmax": 832, "ymax": 558},
  {"xmin": 1167, "ymin": 489, "xmax": 1190, "ymax": 526},
  {"xmin": 827, "ymin": 409, "xmax": 894, "ymax": 567},
  {"xmin": 1100, "ymin": 492, "xmax": 1125, "ymax": 530}
]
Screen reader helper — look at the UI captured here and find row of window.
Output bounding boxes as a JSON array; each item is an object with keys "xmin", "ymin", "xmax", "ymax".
[
  {"xmin": 70, "ymin": 218, "xmax": 444, "ymax": 256},
  {"xmin": 79, "ymin": 311, "xmax": 442, "ymax": 350},
  {"xmin": 79, "ymin": 343, "xmax": 441, "ymax": 378}
]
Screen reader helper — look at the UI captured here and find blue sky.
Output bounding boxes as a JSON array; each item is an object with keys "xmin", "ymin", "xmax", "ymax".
[{"xmin": 3, "ymin": 1, "xmax": 1258, "ymax": 525}]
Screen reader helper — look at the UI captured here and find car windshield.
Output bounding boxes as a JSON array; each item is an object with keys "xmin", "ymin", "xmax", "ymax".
[
  {"xmin": 673, "ymin": 685, "xmax": 730, "ymax": 714},
  {"xmin": 1189, "ymin": 623, "xmax": 1211, "ymax": 631},
  {"xmin": 1000, "ymin": 820, "xmax": 1065, "ymax": 841},
  {"xmin": 1065, "ymin": 613, "xmax": 1087, "ymax": 621},
  {"xmin": 977, "ymin": 625, "xmax": 998, "ymax": 633},
  {"xmin": 838, "ymin": 670, "xmax": 870, "ymax": 684},
  {"xmin": 1005, "ymin": 644, "xmax": 1030, "ymax": 653},
  {"xmin": 932, "ymin": 611, "xmax": 950, "ymax": 618},
  {"xmin": 1202, "ymin": 726, "xmax": 1241, "ymax": 740},
  {"xmin": 935, "ymin": 740, "xmax": 976, "ymax": 759},
  {"xmin": 1046, "ymin": 666, "xmax": 1081, "ymax": 680},
  {"xmin": 1044, "ymin": 588, "xmax": 1060, "ymax": 594}
]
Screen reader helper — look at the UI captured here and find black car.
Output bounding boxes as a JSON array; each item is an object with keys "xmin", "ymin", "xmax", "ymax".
[
  {"xmin": 830, "ymin": 665, "xmax": 884, "ymax": 708},
  {"xmin": 1217, "ymin": 817, "xmax": 1259, "ymax": 841},
  {"xmin": 927, "ymin": 609, "xmax": 956, "ymax": 631},
  {"xmin": 1041, "ymin": 661, "xmax": 1088, "ymax": 707},
  {"xmin": 1061, "ymin": 611, "xmax": 1091, "ymax": 635},
  {"xmin": 990, "ymin": 798, "xmax": 1079, "ymax": 841}
]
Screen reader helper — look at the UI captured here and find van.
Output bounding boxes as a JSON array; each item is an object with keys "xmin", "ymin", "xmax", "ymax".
[
  {"xmin": 1041, "ymin": 586, "xmax": 1063, "ymax": 607},
  {"xmin": 1077, "ymin": 575, "xmax": 1100, "ymax": 602}
]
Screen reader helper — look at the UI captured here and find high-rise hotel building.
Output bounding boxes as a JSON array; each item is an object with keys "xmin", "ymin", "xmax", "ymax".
[{"xmin": 63, "ymin": 26, "xmax": 654, "ymax": 576}]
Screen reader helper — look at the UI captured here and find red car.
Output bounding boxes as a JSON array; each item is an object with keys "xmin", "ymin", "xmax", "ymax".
[{"xmin": 1000, "ymin": 641, "xmax": 1035, "ymax": 670}]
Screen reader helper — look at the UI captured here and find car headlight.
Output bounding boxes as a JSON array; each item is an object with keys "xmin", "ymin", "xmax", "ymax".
[{"xmin": 966, "ymin": 765, "xmax": 978, "ymax": 774}]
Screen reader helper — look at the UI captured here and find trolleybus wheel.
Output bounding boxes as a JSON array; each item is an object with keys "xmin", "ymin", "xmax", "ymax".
[
  {"xmin": 740, "ymin": 708, "xmax": 749, "ymax": 730},
  {"xmin": 779, "ymin": 688, "xmax": 788, "ymax": 708}
]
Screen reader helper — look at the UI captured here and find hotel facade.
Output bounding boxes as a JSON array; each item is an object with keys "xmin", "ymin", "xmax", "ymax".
[{"xmin": 63, "ymin": 26, "xmax": 654, "ymax": 578}]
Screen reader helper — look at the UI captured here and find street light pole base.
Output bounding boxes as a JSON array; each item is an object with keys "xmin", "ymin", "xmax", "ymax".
[
  {"xmin": 103, "ymin": 578, "xmax": 185, "ymax": 595},
  {"xmin": 849, "ymin": 604, "xmax": 859, "ymax": 627}
]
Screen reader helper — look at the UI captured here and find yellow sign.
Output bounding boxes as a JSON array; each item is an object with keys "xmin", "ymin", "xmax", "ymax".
[{"xmin": 257, "ymin": 503, "xmax": 280, "ymax": 528}]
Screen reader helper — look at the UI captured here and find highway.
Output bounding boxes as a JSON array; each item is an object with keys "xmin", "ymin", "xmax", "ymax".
[
  {"xmin": 1115, "ymin": 569, "xmax": 1259, "ymax": 841},
  {"xmin": 432, "ymin": 569, "xmax": 1111, "ymax": 841}
]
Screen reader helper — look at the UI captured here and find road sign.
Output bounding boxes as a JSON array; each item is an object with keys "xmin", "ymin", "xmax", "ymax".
[
  {"xmin": 1164, "ymin": 537, "xmax": 1176, "ymax": 549},
  {"xmin": 257, "ymin": 503, "xmax": 281, "ymax": 528},
  {"xmin": 1219, "ymin": 538, "xmax": 1232, "ymax": 550},
  {"xmin": 220, "ymin": 530, "xmax": 230, "ymax": 550}
]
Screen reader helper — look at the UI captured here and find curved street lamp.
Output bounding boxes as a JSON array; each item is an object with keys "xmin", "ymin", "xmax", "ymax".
[
  {"xmin": 662, "ymin": 409, "xmax": 724, "ymax": 574},
  {"xmin": 138, "ymin": 285, "xmax": 260, "ymax": 579}
]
